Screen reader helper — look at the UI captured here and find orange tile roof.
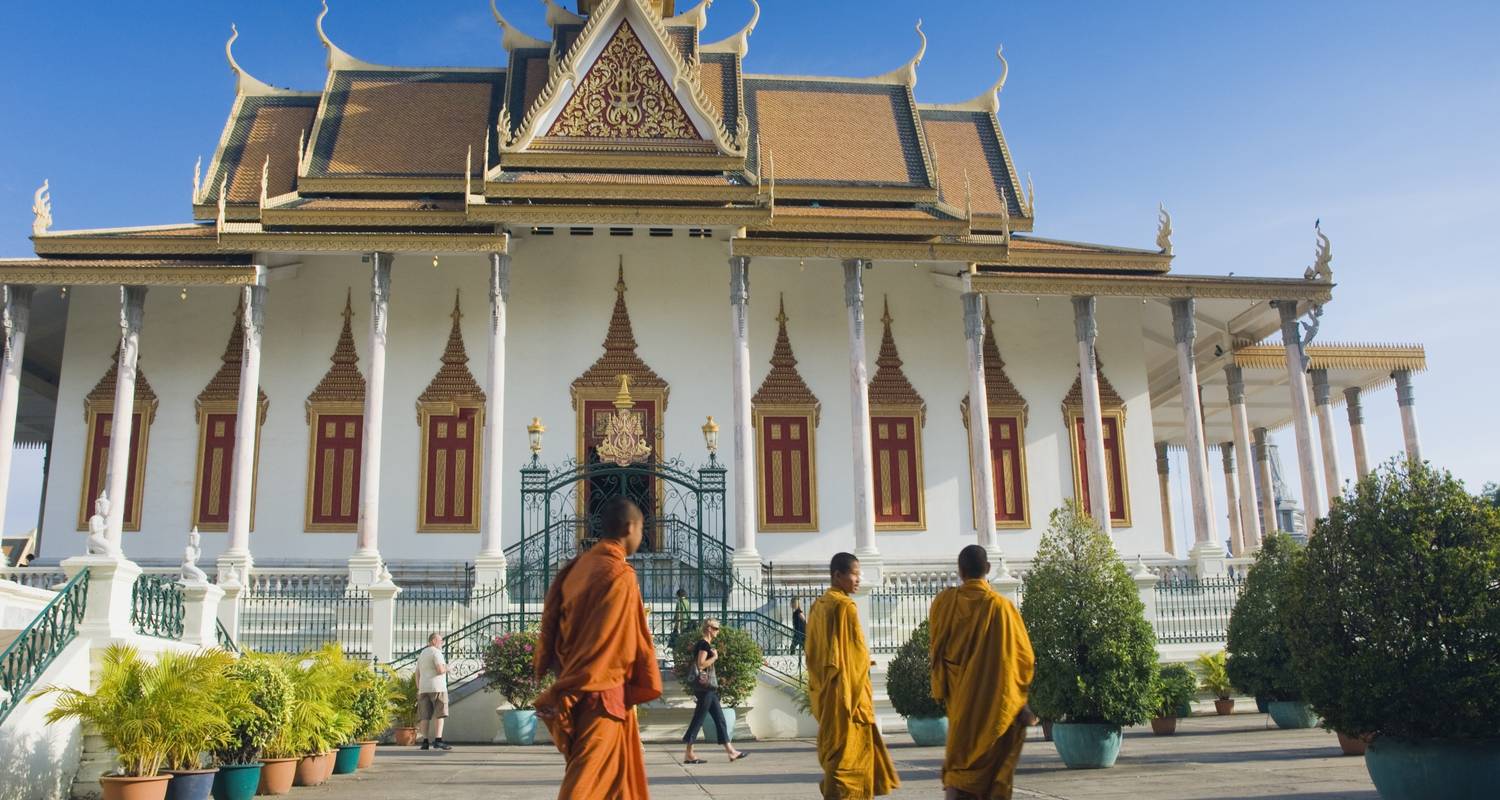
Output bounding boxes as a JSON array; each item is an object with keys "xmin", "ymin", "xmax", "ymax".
[
  {"xmin": 919, "ymin": 110, "xmax": 1024, "ymax": 218},
  {"xmin": 499, "ymin": 171, "xmax": 741, "ymax": 186},
  {"xmin": 699, "ymin": 53, "xmax": 741, "ymax": 137},
  {"xmin": 206, "ymin": 96, "xmax": 318, "ymax": 205},
  {"xmin": 309, "ymin": 70, "xmax": 505, "ymax": 178},
  {"xmin": 744, "ymin": 78, "xmax": 933, "ymax": 189},
  {"xmin": 287, "ymin": 197, "xmax": 464, "ymax": 211},
  {"xmin": 772, "ymin": 205, "xmax": 945, "ymax": 220}
]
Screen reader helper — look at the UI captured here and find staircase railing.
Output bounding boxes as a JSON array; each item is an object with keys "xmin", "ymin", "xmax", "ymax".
[
  {"xmin": 0, "ymin": 568, "xmax": 89, "ymax": 726},
  {"xmin": 130, "ymin": 573, "xmax": 185, "ymax": 640},
  {"xmin": 388, "ymin": 611, "xmax": 541, "ymax": 687}
]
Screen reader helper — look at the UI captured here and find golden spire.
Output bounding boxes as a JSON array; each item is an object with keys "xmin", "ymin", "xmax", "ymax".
[
  {"xmin": 573, "ymin": 261, "xmax": 667, "ymax": 396},
  {"xmin": 307, "ymin": 289, "xmax": 365, "ymax": 407},
  {"xmin": 753, "ymin": 294, "xmax": 820, "ymax": 419},
  {"xmin": 418, "ymin": 290, "xmax": 485, "ymax": 406},
  {"xmin": 197, "ymin": 295, "xmax": 267, "ymax": 409},
  {"xmin": 869, "ymin": 297, "xmax": 925, "ymax": 422}
]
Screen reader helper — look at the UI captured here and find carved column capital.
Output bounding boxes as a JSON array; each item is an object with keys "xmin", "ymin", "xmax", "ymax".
[
  {"xmin": 1170, "ymin": 297, "xmax": 1196, "ymax": 345},
  {"xmin": 2, "ymin": 286, "xmax": 33, "ymax": 360},
  {"xmin": 489, "ymin": 252, "xmax": 511, "ymax": 331},
  {"xmin": 1343, "ymin": 386, "xmax": 1364, "ymax": 424},
  {"xmin": 1221, "ymin": 441, "xmax": 1236, "ymax": 472},
  {"xmin": 729, "ymin": 256, "xmax": 750, "ymax": 308},
  {"xmin": 1392, "ymin": 369, "xmax": 1416, "ymax": 407},
  {"xmin": 1155, "ymin": 442, "xmax": 1170, "ymax": 475},
  {"xmin": 842, "ymin": 258, "xmax": 869, "ymax": 338},
  {"xmin": 241, "ymin": 284, "xmax": 266, "ymax": 347},
  {"xmin": 369, "ymin": 252, "xmax": 393, "ymax": 341},
  {"xmin": 119, "ymin": 286, "xmax": 147, "ymax": 338},
  {"xmin": 1252, "ymin": 426, "xmax": 1270, "ymax": 461},
  {"xmin": 1071, "ymin": 295, "xmax": 1097, "ymax": 344},
  {"xmin": 1310, "ymin": 368, "xmax": 1333, "ymax": 406},
  {"xmin": 961, "ymin": 292, "xmax": 985, "ymax": 342},
  {"xmin": 1224, "ymin": 364, "xmax": 1247, "ymax": 405}
]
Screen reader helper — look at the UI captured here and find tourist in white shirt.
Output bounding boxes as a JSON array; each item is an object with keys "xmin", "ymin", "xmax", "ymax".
[{"xmin": 415, "ymin": 632, "xmax": 453, "ymax": 751}]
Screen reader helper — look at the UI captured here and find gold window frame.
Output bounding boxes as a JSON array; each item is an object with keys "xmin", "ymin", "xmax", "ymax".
[
  {"xmin": 1064, "ymin": 408, "xmax": 1133, "ymax": 528},
  {"xmin": 870, "ymin": 405, "xmax": 926, "ymax": 532},
  {"xmin": 304, "ymin": 402, "xmax": 363, "ymax": 533},
  {"xmin": 191, "ymin": 400, "xmax": 268, "ymax": 532},
  {"xmin": 417, "ymin": 401, "xmax": 485, "ymax": 533},
  {"xmin": 963, "ymin": 404, "xmax": 1031, "ymax": 530},
  {"xmin": 753, "ymin": 405, "xmax": 820, "ymax": 533},
  {"xmin": 76, "ymin": 402, "xmax": 157, "ymax": 533}
]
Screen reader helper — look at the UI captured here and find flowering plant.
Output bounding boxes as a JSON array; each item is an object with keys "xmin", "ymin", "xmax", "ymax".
[{"xmin": 482, "ymin": 630, "xmax": 551, "ymax": 710}]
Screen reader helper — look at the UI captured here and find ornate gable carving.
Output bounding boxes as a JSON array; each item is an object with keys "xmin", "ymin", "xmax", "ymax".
[
  {"xmin": 546, "ymin": 20, "xmax": 702, "ymax": 141},
  {"xmin": 84, "ymin": 346, "xmax": 159, "ymax": 418},
  {"xmin": 418, "ymin": 291, "xmax": 485, "ymax": 409},
  {"xmin": 868, "ymin": 297, "xmax": 925, "ymax": 424},
  {"xmin": 752, "ymin": 295, "xmax": 820, "ymax": 422},
  {"xmin": 197, "ymin": 295, "xmax": 267, "ymax": 412},
  {"xmin": 571, "ymin": 264, "xmax": 668, "ymax": 405},
  {"xmin": 306, "ymin": 290, "xmax": 366, "ymax": 411},
  {"xmin": 1063, "ymin": 354, "xmax": 1125, "ymax": 410},
  {"xmin": 961, "ymin": 304, "xmax": 1027, "ymax": 420}
]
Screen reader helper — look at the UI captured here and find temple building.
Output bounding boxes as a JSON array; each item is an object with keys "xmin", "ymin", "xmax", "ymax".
[{"xmin": 2, "ymin": 0, "xmax": 1429, "ymax": 586}]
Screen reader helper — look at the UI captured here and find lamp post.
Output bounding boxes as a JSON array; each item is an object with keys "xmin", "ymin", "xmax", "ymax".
[
  {"xmin": 702, "ymin": 415, "xmax": 720, "ymax": 464},
  {"xmin": 527, "ymin": 417, "xmax": 546, "ymax": 466}
]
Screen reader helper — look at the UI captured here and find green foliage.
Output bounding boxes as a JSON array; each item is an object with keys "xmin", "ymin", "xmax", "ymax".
[
  {"xmin": 1483, "ymin": 482, "xmax": 1499, "ymax": 508},
  {"xmin": 33, "ymin": 644, "xmax": 234, "ymax": 776},
  {"xmin": 482, "ymin": 630, "xmax": 551, "ymax": 710},
  {"xmin": 1225, "ymin": 533, "xmax": 1304, "ymax": 701},
  {"xmin": 392, "ymin": 670, "xmax": 420, "ymax": 728},
  {"xmin": 350, "ymin": 666, "xmax": 401, "ymax": 741},
  {"xmin": 1194, "ymin": 651, "xmax": 1232, "ymax": 699},
  {"xmin": 214, "ymin": 654, "xmax": 293, "ymax": 766},
  {"xmin": 1020, "ymin": 503, "xmax": 1158, "ymax": 726},
  {"xmin": 672, "ymin": 627, "xmax": 764, "ymax": 708},
  {"xmin": 1284, "ymin": 461, "xmax": 1500, "ymax": 741},
  {"xmin": 264, "ymin": 646, "xmax": 359, "ymax": 757},
  {"xmin": 886, "ymin": 621, "xmax": 944, "ymax": 719},
  {"xmin": 1153, "ymin": 663, "xmax": 1197, "ymax": 718}
]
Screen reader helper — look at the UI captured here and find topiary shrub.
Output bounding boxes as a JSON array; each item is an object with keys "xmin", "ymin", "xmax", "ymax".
[
  {"xmin": 1021, "ymin": 502, "xmax": 1158, "ymax": 726},
  {"xmin": 1284, "ymin": 460, "xmax": 1500, "ymax": 741},
  {"xmin": 1225, "ymin": 532, "xmax": 1304, "ymax": 702},
  {"xmin": 672, "ymin": 626, "xmax": 764, "ymax": 708},
  {"xmin": 350, "ymin": 666, "xmax": 400, "ymax": 741},
  {"xmin": 483, "ymin": 630, "xmax": 551, "ymax": 709},
  {"xmin": 214, "ymin": 654, "xmax": 294, "ymax": 765},
  {"xmin": 887, "ymin": 621, "xmax": 944, "ymax": 719}
]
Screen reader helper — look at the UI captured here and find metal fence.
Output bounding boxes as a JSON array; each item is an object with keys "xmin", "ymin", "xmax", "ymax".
[
  {"xmin": 388, "ymin": 611, "xmax": 540, "ymax": 686},
  {"xmin": 240, "ymin": 572, "xmax": 371, "ymax": 657},
  {"xmin": 0, "ymin": 567, "xmax": 68, "ymax": 590},
  {"xmin": 0, "ymin": 568, "xmax": 88, "ymax": 725},
  {"xmin": 866, "ymin": 573, "xmax": 959, "ymax": 653},
  {"xmin": 391, "ymin": 583, "xmax": 509, "ymax": 658},
  {"xmin": 130, "ymin": 573, "xmax": 185, "ymax": 640},
  {"xmin": 1153, "ymin": 576, "xmax": 1245, "ymax": 644}
]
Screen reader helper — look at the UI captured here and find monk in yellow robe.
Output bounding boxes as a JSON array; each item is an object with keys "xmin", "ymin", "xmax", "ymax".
[
  {"xmin": 534, "ymin": 496, "xmax": 662, "ymax": 800},
  {"xmin": 805, "ymin": 552, "xmax": 900, "ymax": 799},
  {"xmin": 929, "ymin": 545, "xmax": 1035, "ymax": 800}
]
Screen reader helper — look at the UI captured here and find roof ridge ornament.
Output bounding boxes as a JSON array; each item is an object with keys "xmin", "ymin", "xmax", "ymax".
[
  {"xmin": 1025, "ymin": 172, "xmax": 1035, "ymax": 216},
  {"xmin": 31, "ymin": 180, "xmax": 51, "ymax": 238},
  {"xmin": 701, "ymin": 0, "xmax": 759, "ymax": 56},
  {"xmin": 1156, "ymin": 203, "xmax": 1173, "ymax": 255},
  {"xmin": 543, "ymin": 0, "xmax": 585, "ymax": 27},
  {"xmin": 216, "ymin": 177, "xmax": 227, "ymax": 238},
  {"xmin": 225, "ymin": 23, "xmax": 295, "ymax": 97},
  {"xmin": 1305, "ymin": 222, "xmax": 1333, "ymax": 281},
  {"xmin": 871, "ymin": 19, "xmax": 926, "ymax": 87},
  {"xmin": 919, "ymin": 45, "xmax": 1009, "ymax": 113},
  {"xmin": 492, "ymin": 0, "xmax": 550, "ymax": 51},
  {"xmin": 665, "ymin": 0, "xmax": 713, "ymax": 31},
  {"xmin": 192, "ymin": 156, "xmax": 202, "ymax": 205},
  {"xmin": 317, "ymin": 1, "xmax": 382, "ymax": 72},
  {"xmin": 258, "ymin": 155, "xmax": 270, "ymax": 213}
]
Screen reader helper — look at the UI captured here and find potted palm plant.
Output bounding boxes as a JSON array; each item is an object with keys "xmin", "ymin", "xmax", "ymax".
[
  {"xmin": 1021, "ymin": 503, "xmax": 1158, "ymax": 769},
  {"xmin": 1284, "ymin": 461, "xmax": 1500, "ymax": 798},
  {"xmin": 33, "ymin": 645, "xmax": 231, "ymax": 800},
  {"xmin": 389, "ymin": 672, "xmax": 420, "ymax": 746},
  {"xmin": 161, "ymin": 650, "xmax": 242, "ymax": 800},
  {"xmin": 1225, "ymin": 534, "xmax": 1318, "ymax": 730},
  {"xmin": 349, "ymin": 666, "xmax": 399, "ymax": 768},
  {"xmin": 210, "ymin": 655, "xmax": 292, "ymax": 800},
  {"xmin": 483, "ymin": 630, "xmax": 551, "ymax": 745},
  {"xmin": 1151, "ymin": 664, "xmax": 1197, "ymax": 735},
  {"xmin": 1195, "ymin": 651, "xmax": 1235, "ymax": 715},
  {"xmin": 886, "ymin": 621, "xmax": 946, "ymax": 745},
  {"xmin": 276, "ymin": 647, "xmax": 353, "ymax": 787}
]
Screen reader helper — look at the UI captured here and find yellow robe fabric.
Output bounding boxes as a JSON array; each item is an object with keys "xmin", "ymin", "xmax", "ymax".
[
  {"xmin": 929, "ymin": 579, "xmax": 1035, "ymax": 800},
  {"xmin": 805, "ymin": 588, "xmax": 900, "ymax": 799}
]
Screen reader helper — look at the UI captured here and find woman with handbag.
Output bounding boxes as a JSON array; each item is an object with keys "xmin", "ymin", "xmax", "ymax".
[{"xmin": 682, "ymin": 618, "xmax": 749, "ymax": 764}]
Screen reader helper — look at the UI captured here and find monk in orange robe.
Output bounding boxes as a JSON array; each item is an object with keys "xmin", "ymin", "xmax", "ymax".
[
  {"xmin": 928, "ymin": 545, "xmax": 1035, "ymax": 800},
  {"xmin": 805, "ymin": 552, "xmax": 900, "ymax": 799},
  {"xmin": 534, "ymin": 496, "xmax": 662, "ymax": 800}
]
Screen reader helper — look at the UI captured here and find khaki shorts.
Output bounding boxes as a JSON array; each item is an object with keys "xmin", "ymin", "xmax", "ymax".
[{"xmin": 417, "ymin": 692, "xmax": 449, "ymax": 721}]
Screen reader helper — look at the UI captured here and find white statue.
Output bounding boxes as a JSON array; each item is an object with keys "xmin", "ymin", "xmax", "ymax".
[
  {"xmin": 85, "ymin": 491, "xmax": 115, "ymax": 556},
  {"xmin": 181, "ymin": 527, "xmax": 208, "ymax": 584}
]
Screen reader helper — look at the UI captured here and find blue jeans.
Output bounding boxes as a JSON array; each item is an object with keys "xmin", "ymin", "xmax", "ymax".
[{"xmin": 683, "ymin": 689, "xmax": 728, "ymax": 745}]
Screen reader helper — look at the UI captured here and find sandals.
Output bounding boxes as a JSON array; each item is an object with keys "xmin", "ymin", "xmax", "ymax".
[
  {"xmin": 684, "ymin": 758, "xmax": 708, "ymax": 765},
  {"xmin": 731, "ymin": 752, "xmax": 750, "ymax": 762}
]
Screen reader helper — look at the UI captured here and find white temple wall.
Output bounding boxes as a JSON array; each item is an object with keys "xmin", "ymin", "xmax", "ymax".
[{"xmin": 38, "ymin": 240, "xmax": 1166, "ymax": 567}]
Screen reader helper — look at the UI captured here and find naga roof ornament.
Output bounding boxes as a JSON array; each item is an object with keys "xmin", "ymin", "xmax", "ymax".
[
  {"xmin": 870, "ymin": 19, "xmax": 927, "ymax": 87},
  {"xmin": 31, "ymin": 180, "xmax": 51, "ymax": 238},
  {"xmin": 225, "ymin": 23, "xmax": 297, "ymax": 97},
  {"xmin": 316, "ymin": 1, "xmax": 381, "ymax": 72},
  {"xmin": 491, "ymin": 0, "xmax": 550, "ymax": 51},
  {"xmin": 1305, "ymin": 224, "xmax": 1333, "ymax": 281},
  {"xmin": 1156, "ymin": 203, "xmax": 1173, "ymax": 256},
  {"xmin": 701, "ymin": 0, "xmax": 759, "ymax": 56}
]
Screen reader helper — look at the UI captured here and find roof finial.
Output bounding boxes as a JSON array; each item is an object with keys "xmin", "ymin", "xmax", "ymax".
[
  {"xmin": 617, "ymin": 256, "xmax": 627, "ymax": 295},
  {"xmin": 1305, "ymin": 222, "xmax": 1333, "ymax": 281},
  {"xmin": 465, "ymin": 145, "xmax": 473, "ymax": 199},
  {"xmin": 216, "ymin": 177, "xmax": 228, "ymax": 232},
  {"xmin": 776, "ymin": 292, "xmax": 787, "ymax": 326},
  {"xmin": 317, "ymin": 1, "xmax": 378, "ymax": 71},
  {"xmin": 983, "ymin": 45, "xmax": 1010, "ymax": 113},
  {"xmin": 491, "ymin": 0, "xmax": 550, "ymax": 51},
  {"xmin": 543, "ymin": 0, "xmax": 585, "ymax": 27},
  {"xmin": 296, "ymin": 128, "xmax": 307, "ymax": 173},
  {"xmin": 482, "ymin": 129, "xmax": 491, "ymax": 176},
  {"xmin": 192, "ymin": 156, "xmax": 202, "ymax": 203},
  {"xmin": 496, "ymin": 104, "xmax": 513, "ymax": 149},
  {"xmin": 225, "ymin": 23, "xmax": 287, "ymax": 96},
  {"xmin": 31, "ymin": 180, "xmax": 51, "ymax": 237},
  {"xmin": 1025, "ymin": 172, "xmax": 1035, "ymax": 216},
  {"xmin": 259, "ymin": 155, "xmax": 270, "ymax": 210},
  {"xmin": 1156, "ymin": 203, "xmax": 1173, "ymax": 255},
  {"xmin": 871, "ymin": 19, "xmax": 926, "ymax": 86},
  {"xmin": 702, "ymin": 0, "xmax": 759, "ymax": 56},
  {"xmin": 881, "ymin": 295, "xmax": 892, "ymax": 327},
  {"xmin": 668, "ymin": 0, "xmax": 714, "ymax": 32},
  {"xmin": 998, "ymin": 184, "xmax": 1011, "ymax": 243},
  {"xmin": 962, "ymin": 169, "xmax": 975, "ymax": 234}
]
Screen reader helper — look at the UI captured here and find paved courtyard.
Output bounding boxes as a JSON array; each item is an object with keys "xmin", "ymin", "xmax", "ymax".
[{"xmin": 314, "ymin": 715, "xmax": 1376, "ymax": 799}]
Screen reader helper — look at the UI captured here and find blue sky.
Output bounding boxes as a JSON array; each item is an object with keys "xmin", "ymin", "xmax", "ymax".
[{"xmin": 1, "ymin": 1, "xmax": 1497, "ymax": 543}]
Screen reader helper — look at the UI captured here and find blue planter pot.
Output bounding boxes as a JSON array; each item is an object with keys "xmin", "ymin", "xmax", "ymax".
[
  {"xmin": 165, "ymin": 770, "xmax": 217, "ymax": 800},
  {"xmin": 502, "ymin": 709, "xmax": 538, "ymax": 745},
  {"xmin": 209, "ymin": 765, "xmax": 260, "ymax": 800},
  {"xmin": 1364, "ymin": 738, "xmax": 1500, "ymax": 800},
  {"xmin": 1052, "ymin": 723, "xmax": 1123, "ymax": 769},
  {"xmin": 331, "ymin": 745, "xmax": 361, "ymax": 775},
  {"xmin": 1267, "ymin": 701, "xmax": 1319, "ymax": 730},
  {"xmin": 906, "ymin": 717, "xmax": 948, "ymax": 747},
  {"xmin": 1255, "ymin": 695, "xmax": 1270, "ymax": 714},
  {"xmin": 706, "ymin": 707, "xmax": 737, "ymax": 744}
]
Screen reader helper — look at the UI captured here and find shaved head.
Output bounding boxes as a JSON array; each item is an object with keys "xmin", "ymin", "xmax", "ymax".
[{"xmin": 958, "ymin": 544, "xmax": 990, "ymax": 580}]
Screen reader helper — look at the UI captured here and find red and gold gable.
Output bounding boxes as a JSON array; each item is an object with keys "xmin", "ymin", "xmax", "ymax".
[{"xmin": 546, "ymin": 20, "xmax": 703, "ymax": 141}]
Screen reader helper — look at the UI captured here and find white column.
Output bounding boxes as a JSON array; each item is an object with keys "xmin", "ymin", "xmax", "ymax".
[
  {"xmin": 0, "ymin": 286, "xmax": 34, "ymax": 533},
  {"xmin": 1277, "ymin": 302, "xmax": 1324, "ymax": 523},
  {"xmin": 475, "ymin": 251, "xmax": 511, "ymax": 586},
  {"xmin": 1224, "ymin": 365, "xmax": 1261, "ymax": 549},
  {"xmin": 1343, "ymin": 387, "xmax": 1371, "ymax": 478},
  {"xmin": 368, "ymin": 578, "xmax": 400, "ymax": 663},
  {"xmin": 1171, "ymin": 299, "xmax": 1222, "ymax": 571},
  {"xmin": 842, "ymin": 259, "xmax": 880, "ymax": 573},
  {"xmin": 728, "ymin": 255, "xmax": 760, "ymax": 574},
  {"xmin": 1154, "ymin": 443, "xmax": 1174, "ymax": 555},
  {"xmin": 1252, "ymin": 427, "xmax": 1278, "ymax": 537},
  {"xmin": 351, "ymin": 253, "xmax": 392, "ymax": 586},
  {"xmin": 1221, "ymin": 443, "xmax": 1244, "ymax": 556},
  {"xmin": 1071, "ymin": 296, "xmax": 1112, "ymax": 535},
  {"xmin": 106, "ymin": 286, "xmax": 147, "ymax": 551},
  {"xmin": 1310, "ymin": 368, "xmax": 1343, "ymax": 504},
  {"xmin": 1392, "ymin": 369, "xmax": 1422, "ymax": 463},
  {"xmin": 222, "ymin": 284, "xmax": 264, "ymax": 572},
  {"xmin": 962, "ymin": 291, "xmax": 999, "ymax": 560}
]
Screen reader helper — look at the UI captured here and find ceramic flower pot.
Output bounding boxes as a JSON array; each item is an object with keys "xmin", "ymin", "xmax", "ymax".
[
  {"xmin": 708, "ymin": 707, "xmax": 737, "ymax": 744},
  {"xmin": 317, "ymin": 751, "xmax": 336, "ymax": 782},
  {"xmin": 100, "ymin": 775, "xmax": 171, "ymax": 800},
  {"xmin": 1213, "ymin": 698, "xmax": 1235, "ymax": 716},
  {"xmin": 502, "ymin": 709, "xmax": 538, "ymax": 745},
  {"xmin": 292, "ymin": 756, "xmax": 324, "ymax": 787},
  {"xmin": 1267, "ymin": 701, "xmax": 1319, "ymax": 730},
  {"xmin": 332, "ymin": 745, "xmax": 362, "ymax": 775},
  {"xmin": 1052, "ymin": 722, "xmax": 1123, "ymax": 769},
  {"xmin": 1364, "ymin": 737, "xmax": 1500, "ymax": 799},
  {"xmin": 1254, "ymin": 695, "xmax": 1271, "ymax": 714},
  {"xmin": 905, "ymin": 716, "xmax": 948, "ymax": 747},
  {"xmin": 356, "ymin": 741, "xmax": 378, "ymax": 769},
  {"xmin": 164, "ymin": 770, "xmax": 217, "ymax": 800},
  {"xmin": 254, "ymin": 759, "xmax": 296, "ymax": 796},
  {"xmin": 209, "ymin": 764, "xmax": 261, "ymax": 800},
  {"xmin": 1336, "ymin": 731, "xmax": 1369, "ymax": 757},
  {"xmin": 391, "ymin": 727, "xmax": 417, "ymax": 746},
  {"xmin": 1150, "ymin": 716, "xmax": 1178, "ymax": 736}
]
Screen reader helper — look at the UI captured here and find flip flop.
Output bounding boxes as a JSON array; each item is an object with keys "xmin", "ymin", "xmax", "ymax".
[
  {"xmin": 731, "ymin": 752, "xmax": 750, "ymax": 762},
  {"xmin": 684, "ymin": 758, "xmax": 708, "ymax": 765}
]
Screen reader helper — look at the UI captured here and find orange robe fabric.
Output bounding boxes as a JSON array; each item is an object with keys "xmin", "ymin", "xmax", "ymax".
[
  {"xmin": 534, "ymin": 538, "xmax": 662, "ymax": 800},
  {"xmin": 929, "ymin": 579, "xmax": 1035, "ymax": 800},
  {"xmin": 805, "ymin": 588, "xmax": 900, "ymax": 799}
]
